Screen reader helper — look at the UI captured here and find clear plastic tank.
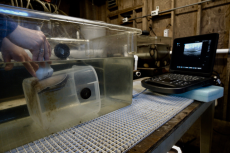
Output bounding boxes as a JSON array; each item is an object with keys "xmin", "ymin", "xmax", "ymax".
[
  {"xmin": 0, "ymin": 4, "xmax": 141, "ymax": 152},
  {"xmin": 23, "ymin": 65, "xmax": 101, "ymax": 130}
]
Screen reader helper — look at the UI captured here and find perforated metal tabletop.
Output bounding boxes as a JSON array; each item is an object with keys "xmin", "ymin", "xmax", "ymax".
[{"xmin": 7, "ymin": 79, "xmax": 194, "ymax": 153}]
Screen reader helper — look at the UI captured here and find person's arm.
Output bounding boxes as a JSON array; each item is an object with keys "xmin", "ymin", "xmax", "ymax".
[
  {"xmin": 1, "ymin": 37, "xmax": 39, "ymax": 77},
  {"xmin": 7, "ymin": 25, "xmax": 51, "ymax": 64},
  {"xmin": 0, "ymin": 14, "xmax": 18, "ymax": 48}
]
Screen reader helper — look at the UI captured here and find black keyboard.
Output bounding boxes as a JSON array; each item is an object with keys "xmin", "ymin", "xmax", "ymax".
[
  {"xmin": 141, "ymin": 73, "xmax": 211, "ymax": 94},
  {"xmin": 146, "ymin": 74, "xmax": 206, "ymax": 87}
]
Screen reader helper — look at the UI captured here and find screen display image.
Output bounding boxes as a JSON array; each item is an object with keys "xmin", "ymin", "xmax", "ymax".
[
  {"xmin": 170, "ymin": 33, "xmax": 219, "ymax": 75},
  {"xmin": 184, "ymin": 42, "xmax": 203, "ymax": 56}
]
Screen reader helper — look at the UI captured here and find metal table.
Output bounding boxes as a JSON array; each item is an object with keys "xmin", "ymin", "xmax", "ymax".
[
  {"xmin": 129, "ymin": 78, "xmax": 214, "ymax": 153},
  {"xmin": 4, "ymin": 78, "xmax": 215, "ymax": 153}
]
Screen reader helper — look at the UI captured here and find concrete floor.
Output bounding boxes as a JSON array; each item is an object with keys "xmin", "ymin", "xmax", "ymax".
[{"xmin": 175, "ymin": 118, "xmax": 230, "ymax": 153}]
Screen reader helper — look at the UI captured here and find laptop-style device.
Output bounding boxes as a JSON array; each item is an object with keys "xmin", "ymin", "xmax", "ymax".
[{"xmin": 141, "ymin": 33, "xmax": 219, "ymax": 94}]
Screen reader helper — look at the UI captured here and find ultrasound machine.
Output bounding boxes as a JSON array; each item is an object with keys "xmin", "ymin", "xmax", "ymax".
[{"xmin": 142, "ymin": 33, "xmax": 219, "ymax": 94}]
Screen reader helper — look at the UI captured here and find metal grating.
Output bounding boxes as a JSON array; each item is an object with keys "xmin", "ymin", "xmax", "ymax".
[{"xmin": 7, "ymin": 91, "xmax": 193, "ymax": 153}]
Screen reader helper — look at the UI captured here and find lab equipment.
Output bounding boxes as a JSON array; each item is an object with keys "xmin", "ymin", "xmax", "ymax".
[
  {"xmin": 0, "ymin": 4, "xmax": 141, "ymax": 152},
  {"xmin": 142, "ymin": 33, "xmax": 219, "ymax": 94},
  {"xmin": 23, "ymin": 65, "xmax": 101, "ymax": 130}
]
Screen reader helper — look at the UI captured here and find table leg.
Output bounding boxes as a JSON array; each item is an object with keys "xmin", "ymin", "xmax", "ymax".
[{"xmin": 200, "ymin": 100, "xmax": 215, "ymax": 153}]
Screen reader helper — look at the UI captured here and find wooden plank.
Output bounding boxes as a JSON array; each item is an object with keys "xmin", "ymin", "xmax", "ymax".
[
  {"xmin": 171, "ymin": 0, "xmax": 175, "ymax": 47},
  {"xmin": 118, "ymin": 0, "xmax": 134, "ymax": 10},
  {"xmin": 175, "ymin": 0, "xmax": 199, "ymax": 7},
  {"xmin": 135, "ymin": 8, "xmax": 143, "ymax": 23},
  {"xmin": 134, "ymin": 0, "xmax": 143, "ymax": 6},
  {"xmin": 133, "ymin": 10, "xmax": 137, "ymax": 28},
  {"xmin": 109, "ymin": 15, "xmax": 119, "ymax": 25},
  {"xmin": 226, "ymin": 28, "xmax": 230, "ymax": 121},
  {"xmin": 154, "ymin": 0, "xmax": 171, "ymax": 11},
  {"xmin": 148, "ymin": 0, "xmax": 153, "ymax": 32},
  {"xmin": 142, "ymin": 0, "xmax": 148, "ymax": 31},
  {"xmin": 174, "ymin": 0, "xmax": 230, "ymax": 15},
  {"xmin": 201, "ymin": 5, "xmax": 230, "ymax": 120},
  {"xmin": 203, "ymin": 0, "xmax": 230, "ymax": 9},
  {"xmin": 196, "ymin": 0, "xmax": 202, "ymax": 35},
  {"xmin": 174, "ymin": 12, "xmax": 197, "ymax": 39},
  {"xmin": 108, "ymin": 5, "xmax": 143, "ymax": 18},
  {"xmin": 152, "ymin": 15, "xmax": 171, "ymax": 37},
  {"xmin": 175, "ymin": 0, "xmax": 198, "ymax": 14}
]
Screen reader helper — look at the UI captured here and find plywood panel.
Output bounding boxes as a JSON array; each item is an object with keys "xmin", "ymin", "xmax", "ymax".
[
  {"xmin": 118, "ymin": 0, "xmax": 134, "ymax": 10},
  {"xmin": 175, "ymin": 0, "xmax": 199, "ymax": 7},
  {"xmin": 152, "ymin": 15, "xmax": 172, "ymax": 37},
  {"xmin": 201, "ymin": 5, "xmax": 230, "ymax": 120},
  {"xmin": 97, "ymin": 1, "xmax": 107, "ymax": 22},
  {"xmin": 201, "ymin": 5, "xmax": 230, "ymax": 49},
  {"xmin": 154, "ymin": 0, "xmax": 171, "ymax": 11},
  {"xmin": 134, "ymin": 0, "xmax": 143, "ymax": 6},
  {"xmin": 213, "ymin": 54, "xmax": 227, "ymax": 120},
  {"xmin": 174, "ymin": 12, "xmax": 197, "ymax": 38},
  {"xmin": 136, "ymin": 9, "xmax": 142, "ymax": 29},
  {"xmin": 110, "ymin": 16, "xmax": 119, "ymax": 25}
]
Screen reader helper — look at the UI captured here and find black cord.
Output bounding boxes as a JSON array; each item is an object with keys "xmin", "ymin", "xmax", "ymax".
[
  {"xmin": 149, "ymin": 24, "xmax": 157, "ymax": 36},
  {"xmin": 213, "ymin": 128, "xmax": 230, "ymax": 136},
  {"xmin": 128, "ymin": 14, "xmax": 151, "ymax": 21},
  {"xmin": 213, "ymin": 71, "xmax": 220, "ymax": 78}
]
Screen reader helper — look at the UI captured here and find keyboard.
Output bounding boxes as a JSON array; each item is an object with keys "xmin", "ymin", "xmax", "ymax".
[
  {"xmin": 142, "ymin": 73, "xmax": 212, "ymax": 94},
  {"xmin": 144, "ymin": 73, "xmax": 208, "ymax": 88}
]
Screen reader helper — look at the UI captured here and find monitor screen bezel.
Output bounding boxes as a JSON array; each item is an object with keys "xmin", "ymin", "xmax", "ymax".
[{"xmin": 169, "ymin": 33, "xmax": 219, "ymax": 77}]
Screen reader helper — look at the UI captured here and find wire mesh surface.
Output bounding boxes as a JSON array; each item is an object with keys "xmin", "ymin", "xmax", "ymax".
[{"xmin": 7, "ymin": 91, "xmax": 193, "ymax": 153}]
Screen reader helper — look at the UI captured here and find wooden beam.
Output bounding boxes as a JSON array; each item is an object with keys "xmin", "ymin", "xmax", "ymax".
[
  {"xmin": 196, "ymin": 0, "xmax": 202, "ymax": 35},
  {"xmin": 148, "ymin": 0, "xmax": 153, "ymax": 34},
  {"xmin": 224, "ymin": 29, "xmax": 230, "ymax": 120},
  {"xmin": 142, "ymin": 0, "xmax": 148, "ymax": 31},
  {"xmin": 171, "ymin": 0, "xmax": 175, "ymax": 47},
  {"xmin": 108, "ymin": 5, "xmax": 143, "ymax": 18},
  {"xmin": 202, "ymin": 0, "xmax": 230, "ymax": 9},
  {"xmin": 133, "ymin": 10, "xmax": 137, "ymax": 28}
]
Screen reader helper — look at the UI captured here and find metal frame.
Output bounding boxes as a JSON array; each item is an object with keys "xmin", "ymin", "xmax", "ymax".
[{"xmin": 150, "ymin": 100, "xmax": 215, "ymax": 153}]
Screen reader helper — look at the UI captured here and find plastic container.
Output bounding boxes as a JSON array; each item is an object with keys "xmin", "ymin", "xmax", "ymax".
[
  {"xmin": 23, "ymin": 65, "xmax": 100, "ymax": 129},
  {"xmin": 0, "ymin": 4, "xmax": 141, "ymax": 152}
]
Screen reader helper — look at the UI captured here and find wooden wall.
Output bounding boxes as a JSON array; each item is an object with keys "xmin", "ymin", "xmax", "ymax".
[{"xmin": 67, "ymin": 0, "xmax": 230, "ymax": 121}]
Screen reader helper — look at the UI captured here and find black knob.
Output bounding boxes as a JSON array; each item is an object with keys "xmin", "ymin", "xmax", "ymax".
[
  {"xmin": 80, "ymin": 88, "xmax": 91, "ymax": 99},
  {"xmin": 54, "ymin": 44, "xmax": 70, "ymax": 59}
]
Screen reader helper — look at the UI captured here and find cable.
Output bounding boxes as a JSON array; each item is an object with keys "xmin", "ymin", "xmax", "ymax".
[
  {"xmin": 132, "ymin": 89, "xmax": 147, "ymax": 98},
  {"xmin": 15, "ymin": 0, "xmax": 18, "ymax": 7},
  {"xmin": 212, "ymin": 71, "xmax": 224, "ymax": 86},
  {"xmin": 11, "ymin": 0, "xmax": 14, "ymax": 6},
  {"xmin": 26, "ymin": 0, "xmax": 30, "ymax": 8},
  {"xmin": 35, "ymin": 0, "xmax": 50, "ymax": 12},
  {"xmin": 29, "ymin": 3, "xmax": 33, "ymax": 9},
  {"xmin": 149, "ymin": 24, "xmax": 157, "ymax": 36},
  {"xmin": 57, "ymin": 0, "xmax": 61, "ymax": 9},
  {"xmin": 213, "ymin": 70, "xmax": 220, "ymax": 78},
  {"xmin": 46, "ymin": 2, "xmax": 51, "ymax": 12},
  {"xmin": 20, "ymin": 0, "xmax": 23, "ymax": 7},
  {"xmin": 50, "ymin": 3, "xmax": 58, "ymax": 13},
  {"xmin": 58, "ymin": 9, "xmax": 68, "ymax": 15}
]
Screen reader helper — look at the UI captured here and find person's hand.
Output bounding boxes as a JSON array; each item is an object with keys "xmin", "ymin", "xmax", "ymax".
[
  {"xmin": 1, "ymin": 38, "xmax": 39, "ymax": 77},
  {"xmin": 6, "ymin": 25, "xmax": 51, "ymax": 64}
]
